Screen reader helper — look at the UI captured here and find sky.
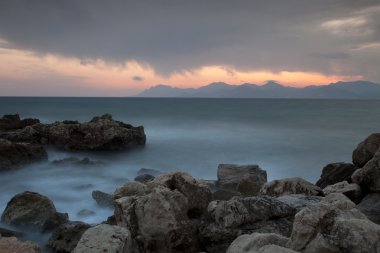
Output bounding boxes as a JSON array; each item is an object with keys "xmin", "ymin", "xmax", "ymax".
[{"xmin": 0, "ymin": 0, "xmax": 379, "ymax": 96}]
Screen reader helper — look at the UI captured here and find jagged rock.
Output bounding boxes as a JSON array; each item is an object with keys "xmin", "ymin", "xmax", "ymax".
[
  {"xmin": 212, "ymin": 189, "xmax": 242, "ymax": 201},
  {"xmin": 72, "ymin": 224, "xmax": 131, "ymax": 253},
  {"xmin": 352, "ymin": 149, "xmax": 380, "ymax": 192},
  {"xmin": 134, "ymin": 174, "xmax": 155, "ymax": 183},
  {"xmin": 358, "ymin": 193, "xmax": 380, "ymax": 224},
  {"xmin": 1, "ymin": 191, "xmax": 57, "ymax": 229},
  {"xmin": 92, "ymin": 190, "xmax": 114, "ymax": 207},
  {"xmin": 276, "ymin": 194, "xmax": 323, "ymax": 212},
  {"xmin": 287, "ymin": 193, "xmax": 380, "ymax": 253},
  {"xmin": 0, "ymin": 139, "xmax": 47, "ymax": 170},
  {"xmin": 323, "ymin": 181, "xmax": 362, "ymax": 203},
  {"xmin": 47, "ymin": 221, "xmax": 91, "ymax": 253},
  {"xmin": 216, "ymin": 164, "xmax": 267, "ymax": 196},
  {"xmin": 352, "ymin": 133, "xmax": 380, "ymax": 167},
  {"xmin": 0, "ymin": 235, "xmax": 40, "ymax": 253},
  {"xmin": 316, "ymin": 163, "xmax": 358, "ymax": 188},
  {"xmin": 0, "ymin": 114, "xmax": 39, "ymax": 131},
  {"xmin": 51, "ymin": 157, "xmax": 105, "ymax": 167},
  {"xmin": 0, "ymin": 227, "xmax": 23, "ymax": 238},
  {"xmin": 260, "ymin": 177, "xmax": 323, "ymax": 197},
  {"xmin": 226, "ymin": 233, "xmax": 289, "ymax": 253},
  {"xmin": 114, "ymin": 181, "xmax": 147, "ymax": 199}
]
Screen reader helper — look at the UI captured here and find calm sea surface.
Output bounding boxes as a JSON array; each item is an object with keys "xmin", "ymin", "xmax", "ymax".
[{"xmin": 0, "ymin": 97, "xmax": 380, "ymax": 229}]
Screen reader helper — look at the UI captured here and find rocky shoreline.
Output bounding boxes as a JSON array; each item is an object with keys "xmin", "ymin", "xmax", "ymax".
[{"xmin": 0, "ymin": 114, "xmax": 379, "ymax": 253}]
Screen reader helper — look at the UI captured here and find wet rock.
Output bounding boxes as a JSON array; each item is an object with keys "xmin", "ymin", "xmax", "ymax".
[
  {"xmin": 352, "ymin": 133, "xmax": 380, "ymax": 167},
  {"xmin": 0, "ymin": 114, "xmax": 40, "ymax": 131},
  {"xmin": 91, "ymin": 190, "xmax": 114, "ymax": 208},
  {"xmin": 316, "ymin": 162, "xmax": 358, "ymax": 188},
  {"xmin": 226, "ymin": 233, "xmax": 289, "ymax": 253},
  {"xmin": 42, "ymin": 212, "xmax": 69, "ymax": 232},
  {"xmin": 260, "ymin": 177, "xmax": 323, "ymax": 197},
  {"xmin": 0, "ymin": 139, "xmax": 47, "ymax": 170},
  {"xmin": 276, "ymin": 194, "xmax": 323, "ymax": 212},
  {"xmin": 51, "ymin": 157, "xmax": 105, "ymax": 167},
  {"xmin": 0, "ymin": 235, "xmax": 41, "ymax": 253},
  {"xmin": 77, "ymin": 209, "xmax": 96, "ymax": 217},
  {"xmin": 72, "ymin": 224, "xmax": 132, "ymax": 253},
  {"xmin": 358, "ymin": 193, "xmax": 380, "ymax": 224},
  {"xmin": 114, "ymin": 181, "xmax": 147, "ymax": 199},
  {"xmin": 352, "ymin": 149, "xmax": 380, "ymax": 193},
  {"xmin": 216, "ymin": 164, "xmax": 267, "ymax": 196},
  {"xmin": 1, "ymin": 191, "xmax": 57, "ymax": 229},
  {"xmin": 0, "ymin": 227, "xmax": 23, "ymax": 238},
  {"xmin": 134, "ymin": 174, "xmax": 155, "ymax": 183},
  {"xmin": 47, "ymin": 221, "xmax": 91, "ymax": 253},
  {"xmin": 323, "ymin": 181, "xmax": 362, "ymax": 203}
]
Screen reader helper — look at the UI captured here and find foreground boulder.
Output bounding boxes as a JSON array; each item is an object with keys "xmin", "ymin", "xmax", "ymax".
[
  {"xmin": 0, "ymin": 235, "xmax": 40, "ymax": 253},
  {"xmin": 287, "ymin": 193, "xmax": 380, "ymax": 253},
  {"xmin": 226, "ymin": 233, "xmax": 292, "ymax": 253},
  {"xmin": 352, "ymin": 133, "xmax": 380, "ymax": 167},
  {"xmin": 322, "ymin": 181, "xmax": 362, "ymax": 203},
  {"xmin": 352, "ymin": 149, "xmax": 380, "ymax": 193},
  {"xmin": 216, "ymin": 164, "xmax": 267, "ymax": 196},
  {"xmin": 0, "ymin": 114, "xmax": 39, "ymax": 131},
  {"xmin": 316, "ymin": 162, "xmax": 358, "ymax": 188},
  {"xmin": 73, "ymin": 224, "xmax": 131, "ymax": 253},
  {"xmin": 0, "ymin": 139, "xmax": 47, "ymax": 170},
  {"xmin": 358, "ymin": 193, "xmax": 380, "ymax": 224},
  {"xmin": 260, "ymin": 177, "xmax": 323, "ymax": 197}
]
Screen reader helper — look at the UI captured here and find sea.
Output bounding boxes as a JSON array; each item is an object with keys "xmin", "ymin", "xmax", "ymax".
[{"xmin": 0, "ymin": 97, "xmax": 379, "ymax": 247}]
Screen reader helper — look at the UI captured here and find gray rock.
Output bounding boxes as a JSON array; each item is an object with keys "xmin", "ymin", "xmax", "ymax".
[
  {"xmin": 42, "ymin": 212, "xmax": 69, "ymax": 232},
  {"xmin": 77, "ymin": 209, "xmax": 96, "ymax": 217},
  {"xmin": 316, "ymin": 162, "xmax": 358, "ymax": 188},
  {"xmin": 92, "ymin": 190, "xmax": 114, "ymax": 208},
  {"xmin": 134, "ymin": 174, "xmax": 155, "ymax": 183},
  {"xmin": 51, "ymin": 157, "xmax": 105, "ymax": 167},
  {"xmin": 276, "ymin": 194, "xmax": 323, "ymax": 212},
  {"xmin": 352, "ymin": 149, "xmax": 380, "ymax": 192},
  {"xmin": 47, "ymin": 221, "xmax": 91, "ymax": 253},
  {"xmin": 114, "ymin": 181, "xmax": 147, "ymax": 199},
  {"xmin": 0, "ymin": 227, "xmax": 23, "ymax": 238},
  {"xmin": 0, "ymin": 235, "xmax": 41, "ymax": 253},
  {"xmin": 226, "ymin": 233, "xmax": 289, "ymax": 253},
  {"xmin": 323, "ymin": 181, "xmax": 362, "ymax": 203},
  {"xmin": 0, "ymin": 114, "xmax": 39, "ymax": 131},
  {"xmin": 257, "ymin": 245, "xmax": 299, "ymax": 253},
  {"xmin": 352, "ymin": 133, "xmax": 380, "ymax": 167},
  {"xmin": 358, "ymin": 193, "xmax": 380, "ymax": 224},
  {"xmin": 217, "ymin": 164, "xmax": 267, "ymax": 196},
  {"xmin": 73, "ymin": 224, "xmax": 131, "ymax": 253},
  {"xmin": 260, "ymin": 177, "xmax": 323, "ymax": 197},
  {"xmin": 212, "ymin": 189, "xmax": 242, "ymax": 201}
]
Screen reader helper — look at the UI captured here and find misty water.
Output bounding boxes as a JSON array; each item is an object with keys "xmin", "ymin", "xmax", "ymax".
[{"xmin": 1, "ymin": 97, "xmax": 380, "ymax": 248}]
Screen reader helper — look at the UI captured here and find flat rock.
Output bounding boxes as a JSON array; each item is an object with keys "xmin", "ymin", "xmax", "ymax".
[
  {"xmin": 352, "ymin": 133, "xmax": 380, "ymax": 167},
  {"xmin": 276, "ymin": 194, "xmax": 323, "ymax": 212},
  {"xmin": 323, "ymin": 181, "xmax": 362, "ymax": 203},
  {"xmin": 260, "ymin": 177, "xmax": 323, "ymax": 197},
  {"xmin": 51, "ymin": 157, "xmax": 105, "ymax": 167},
  {"xmin": 358, "ymin": 193, "xmax": 380, "ymax": 225},
  {"xmin": 0, "ymin": 235, "xmax": 40, "ymax": 253},
  {"xmin": 316, "ymin": 162, "xmax": 358, "ymax": 188}
]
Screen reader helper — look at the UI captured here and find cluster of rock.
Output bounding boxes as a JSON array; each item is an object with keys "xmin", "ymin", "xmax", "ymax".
[{"xmin": 1, "ymin": 130, "xmax": 380, "ymax": 252}]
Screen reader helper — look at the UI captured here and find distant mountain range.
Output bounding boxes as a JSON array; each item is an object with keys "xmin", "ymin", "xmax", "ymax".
[{"xmin": 137, "ymin": 81, "xmax": 380, "ymax": 99}]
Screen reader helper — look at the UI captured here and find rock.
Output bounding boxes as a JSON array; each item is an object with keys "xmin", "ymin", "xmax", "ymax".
[
  {"xmin": 212, "ymin": 189, "xmax": 242, "ymax": 201},
  {"xmin": 51, "ymin": 157, "xmax": 105, "ymax": 167},
  {"xmin": 42, "ymin": 212, "xmax": 69, "ymax": 232},
  {"xmin": 137, "ymin": 168, "xmax": 162, "ymax": 176},
  {"xmin": 226, "ymin": 233, "xmax": 289, "ymax": 253},
  {"xmin": 352, "ymin": 133, "xmax": 380, "ymax": 167},
  {"xmin": 134, "ymin": 174, "xmax": 155, "ymax": 183},
  {"xmin": 47, "ymin": 221, "xmax": 91, "ymax": 253},
  {"xmin": 0, "ymin": 227, "xmax": 23, "ymax": 238},
  {"xmin": 260, "ymin": 177, "xmax": 323, "ymax": 197},
  {"xmin": 77, "ymin": 209, "xmax": 96, "ymax": 217},
  {"xmin": 1, "ymin": 191, "xmax": 57, "ymax": 228},
  {"xmin": 114, "ymin": 181, "xmax": 147, "ymax": 199},
  {"xmin": 276, "ymin": 194, "xmax": 323, "ymax": 212},
  {"xmin": 287, "ymin": 193, "xmax": 380, "ymax": 253},
  {"xmin": 102, "ymin": 215, "xmax": 117, "ymax": 225},
  {"xmin": 316, "ymin": 162, "xmax": 358, "ymax": 188},
  {"xmin": 358, "ymin": 193, "xmax": 380, "ymax": 224},
  {"xmin": 323, "ymin": 181, "xmax": 362, "ymax": 203},
  {"xmin": 216, "ymin": 164, "xmax": 267, "ymax": 196},
  {"xmin": 352, "ymin": 149, "xmax": 380, "ymax": 192},
  {"xmin": 0, "ymin": 139, "xmax": 47, "ymax": 170},
  {"xmin": 72, "ymin": 224, "xmax": 132, "ymax": 253},
  {"xmin": 92, "ymin": 190, "xmax": 114, "ymax": 207},
  {"xmin": 0, "ymin": 114, "xmax": 40, "ymax": 131},
  {"xmin": 257, "ymin": 245, "xmax": 299, "ymax": 253},
  {"xmin": 0, "ymin": 235, "xmax": 40, "ymax": 253}
]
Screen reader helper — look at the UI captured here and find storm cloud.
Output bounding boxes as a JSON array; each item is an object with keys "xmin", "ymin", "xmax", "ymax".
[{"xmin": 0, "ymin": 0, "xmax": 379, "ymax": 81}]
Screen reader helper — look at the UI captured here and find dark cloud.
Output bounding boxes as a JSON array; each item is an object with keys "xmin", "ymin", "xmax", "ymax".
[
  {"xmin": 0, "ymin": 0, "xmax": 379, "ymax": 80},
  {"xmin": 132, "ymin": 76, "xmax": 143, "ymax": 81}
]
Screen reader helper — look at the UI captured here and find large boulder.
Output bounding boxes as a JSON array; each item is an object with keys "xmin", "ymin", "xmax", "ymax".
[
  {"xmin": 47, "ymin": 221, "xmax": 91, "ymax": 253},
  {"xmin": 0, "ymin": 139, "xmax": 47, "ymax": 170},
  {"xmin": 287, "ymin": 193, "xmax": 380, "ymax": 253},
  {"xmin": 226, "ymin": 233, "xmax": 289, "ymax": 253},
  {"xmin": 0, "ymin": 114, "xmax": 39, "ymax": 131},
  {"xmin": 114, "ymin": 181, "xmax": 148, "ymax": 199},
  {"xmin": 0, "ymin": 235, "xmax": 40, "ymax": 253},
  {"xmin": 260, "ymin": 177, "xmax": 323, "ymax": 197},
  {"xmin": 316, "ymin": 163, "xmax": 358, "ymax": 188},
  {"xmin": 72, "ymin": 224, "xmax": 131, "ymax": 253},
  {"xmin": 358, "ymin": 193, "xmax": 380, "ymax": 225},
  {"xmin": 352, "ymin": 149, "xmax": 380, "ymax": 193},
  {"xmin": 276, "ymin": 194, "xmax": 323, "ymax": 212},
  {"xmin": 322, "ymin": 181, "xmax": 362, "ymax": 203},
  {"xmin": 216, "ymin": 164, "xmax": 267, "ymax": 196},
  {"xmin": 352, "ymin": 133, "xmax": 380, "ymax": 167},
  {"xmin": 1, "ymin": 192, "xmax": 58, "ymax": 229}
]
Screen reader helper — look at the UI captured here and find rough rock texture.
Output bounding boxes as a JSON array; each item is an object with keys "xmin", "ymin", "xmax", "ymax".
[
  {"xmin": 134, "ymin": 174, "xmax": 155, "ymax": 183},
  {"xmin": 322, "ymin": 181, "xmax": 362, "ymax": 203},
  {"xmin": 212, "ymin": 189, "xmax": 242, "ymax": 201},
  {"xmin": 276, "ymin": 194, "xmax": 323, "ymax": 212},
  {"xmin": 226, "ymin": 233, "xmax": 289, "ymax": 253},
  {"xmin": 52, "ymin": 157, "xmax": 105, "ymax": 167},
  {"xmin": 0, "ymin": 114, "xmax": 146, "ymax": 151},
  {"xmin": 72, "ymin": 224, "xmax": 131, "ymax": 253},
  {"xmin": 316, "ymin": 163, "xmax": 358, "ymax": 188},
  {"xmin": 0, "ymin": 139, "xmax": 47, "ymax": 170},
  {"xmin": 114, "ymin": 181, "xmax": 147, "ymax": 199},
  {"xmin": 358, "ymin": 193, "xmax": 380, "ymax": 224},
  {"xmin": 47, "ymin": 221, "xmax": 91, "ymax": 253},
  {"xmin": 92, "ymin": 190, "xmax": 114, "ymax": 207},
  {"xmin": 0, "ymin": 114, "xmax": 39, "ymax": 131},
  {"xmin": 352, "ymin": 149, "xmax": 380, "ymax": 193},
  {"xmin": 0, "ymin": 235, "xmax": 41, "ymax": 253},
  {"xmin": 0, "ymin": 227, "xmax": 23, "ymax": 237},
  {"xmin": 260, "ymin": 177, "xmax": 323, "ymax": 197},
  {"xmin": 352, "ymin": 133, "xmax": 380, "ymax": 167},
  {"xmin": 216, "ymin": 164, "xmax": 267, "ymax": 196},
  {"xmin": 1, "ymin": 191, "xmax": 57, "ymax": 228},
  {"xmin": 287, "ymin": 193, "xmax": 380, "ymax": 253}
]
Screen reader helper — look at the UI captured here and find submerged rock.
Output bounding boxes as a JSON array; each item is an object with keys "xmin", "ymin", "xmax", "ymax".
[
  {"xmin": 316, "ymin": 162, "xmax": 358, "ymax": 188},
  {"xmin": 92, "ymin": 190, "xmax": 114, "ymax": 208},
  {"xmin": 260, "ymin": 177, "xmax": 323, "ymax": 197},
  {"xmin": 51, "ymin": 157, "xmax": 105, "ymax": 167},
  {"xmin": 352, "ymin": 133, "xmax": 380, "ymax": 167},
  {"xmin": 0, "ymin": 235, "xmax": 40, "ymax": 253},
  {"xmin": 358, "ymin": 193, "xmax": 380, "ymax": 225}
]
